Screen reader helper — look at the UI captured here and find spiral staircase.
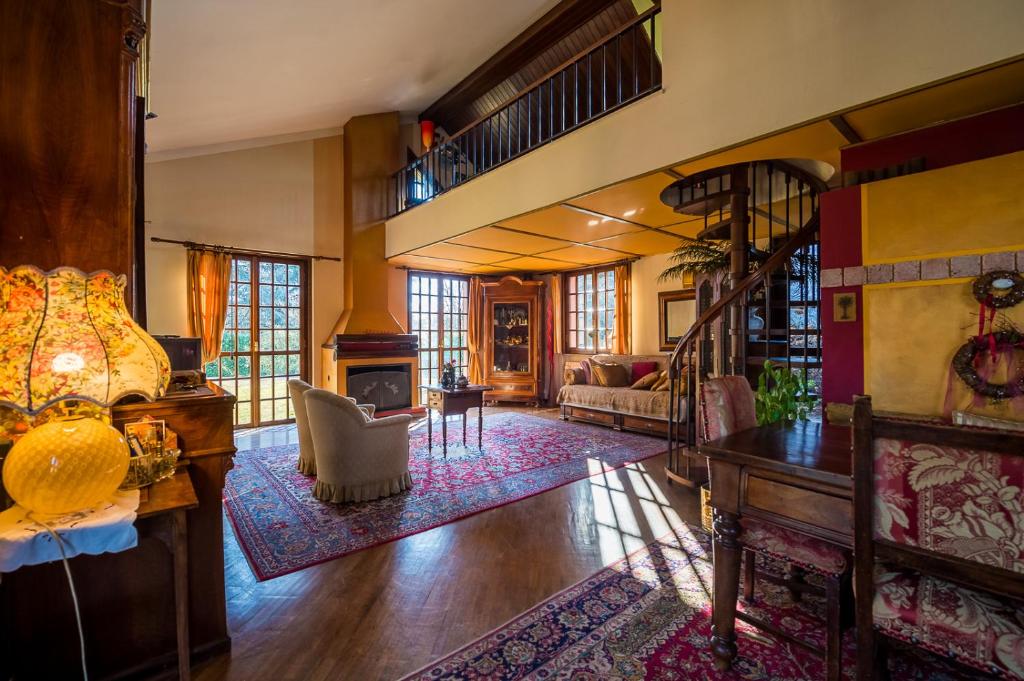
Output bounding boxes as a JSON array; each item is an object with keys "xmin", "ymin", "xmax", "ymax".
[{"xmin": 660, "ymin": 159, "xmax": 828, "ymax": 485}]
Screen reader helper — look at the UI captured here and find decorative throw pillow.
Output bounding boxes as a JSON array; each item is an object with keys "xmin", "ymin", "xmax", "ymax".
[
  {"xmin": 563, "ymin": 367, "xmax": 585, "ymax": 385},
  {"xmin": 630, "ymin": 371, "xmax": 661, "ymax": 390},
  {"xmin": 630, "ymin": 361, "xmax": 659, "ymax": 384},
  {"xmin": 579, "ymin": 359, "xmax": 593, "ymax": 385},
  {"xmin": 650, "ymin": 370, "xmax": 669, "ymax": 391},
  {"xmin": 592, "ymin": 362, "xmax": 630, "ymax": 387},
  {"xmin": 653, "ymin": 368, "xmax": 688, "ymax": 395}
]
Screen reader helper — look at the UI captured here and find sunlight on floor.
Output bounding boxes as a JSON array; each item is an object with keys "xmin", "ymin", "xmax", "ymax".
[{"xmin": 585, "ymin": 458, "xmax": 712, "ymax": 601}]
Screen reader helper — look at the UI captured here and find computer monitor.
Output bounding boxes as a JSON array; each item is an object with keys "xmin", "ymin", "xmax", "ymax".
[{"xmin": 152, "ymin": 335, "xmax": 203, "ymax": 371}]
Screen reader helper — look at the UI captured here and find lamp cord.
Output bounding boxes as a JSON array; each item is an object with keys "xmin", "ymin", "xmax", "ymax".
[{"xmin": 28, "ymin": 514, "xmax": 89, "ymax": 681}]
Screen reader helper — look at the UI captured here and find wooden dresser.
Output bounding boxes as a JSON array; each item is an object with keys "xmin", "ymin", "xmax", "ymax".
[
  {"xmin": 0, "ymin": 384, "xmax": 236, "ymax": 680},
  {"xmin": 482, "ymin": 276, "xmax": 544, "ymax": 405}
]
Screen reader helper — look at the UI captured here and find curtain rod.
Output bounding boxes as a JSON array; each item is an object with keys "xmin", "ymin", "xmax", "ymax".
[{"xmin": 150, "ymin": 237, "xmax": 342, "ymax": 262}]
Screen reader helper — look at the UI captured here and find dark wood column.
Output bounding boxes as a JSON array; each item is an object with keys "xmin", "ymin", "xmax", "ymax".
[
  {"xmin": 728, "ymin": 163, "xmax": 750, "ymax": 375},
  {"xmin": 0, "ymin": 0, "xmax": 145, "ymax": 309}
]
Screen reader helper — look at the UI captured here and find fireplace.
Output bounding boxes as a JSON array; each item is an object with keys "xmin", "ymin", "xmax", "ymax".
[
  {"xmin": 321, "ymin": 333, "xmax": 421, "ymax": 410},
  {"xmin": 346, "ymin": 364, "xmax": 412, "ymax": 412}
]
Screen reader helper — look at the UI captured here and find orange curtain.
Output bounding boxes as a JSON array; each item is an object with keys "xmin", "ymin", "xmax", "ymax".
[
  {"xmin": 613, "ymin": 263, "xmax": 631, "ymax": 354},
  {"xmin": 187, "ymin": 249, "xmax": 232, "ymax": 365},
  {"xmin": 550, "ymin": 273, "xmax": 564, "ymax": 355},
  {"xmin": 467, "ymin": 276, "xmax": 484, "ymax": 383}
]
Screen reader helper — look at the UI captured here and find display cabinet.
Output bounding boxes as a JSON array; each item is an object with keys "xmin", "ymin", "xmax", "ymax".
[{"xmin": 482, "ymin": 276, "xmax": 543, "ymax": 404}]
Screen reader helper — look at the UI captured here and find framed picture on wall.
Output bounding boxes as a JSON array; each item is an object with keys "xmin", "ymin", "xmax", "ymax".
[{"xmin": 658, "ymin": 289, "xmax": 697, "ymax": 351}]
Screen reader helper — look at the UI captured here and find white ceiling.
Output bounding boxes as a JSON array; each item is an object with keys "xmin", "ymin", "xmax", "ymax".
[{"xmin": 147, "ymin": 0, "xmax": 559, "ymax": 153}]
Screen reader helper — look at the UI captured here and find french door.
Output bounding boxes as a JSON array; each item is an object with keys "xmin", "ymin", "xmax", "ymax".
[
  {"xmin": 205, "ymin": 255, "xmax": 309, "ymax": 427},
  {"xmin": 408, "ymin": 272, "xmax": 469, "ymax": 403}
]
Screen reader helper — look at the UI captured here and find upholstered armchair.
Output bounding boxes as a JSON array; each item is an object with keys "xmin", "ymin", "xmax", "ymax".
[
  {"xmin": 303, "ymin": 388, "xmax": 412, "ymax": 503},
  {"xmin": 288, "ymin": 379, "xmax": 317, "ymax": 475},
  {"xmin": 289, "ymin": 379, "xmax": 376, "ymax": 476}
]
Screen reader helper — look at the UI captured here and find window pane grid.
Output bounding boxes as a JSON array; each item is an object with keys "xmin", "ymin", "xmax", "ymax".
[
  {"xmin": 564, "ymin": 266, "xmax": 619, "ymax": 354},
  {"xmin": 408, "ymin": 272, "xmax": 470, "ymax": 402}
]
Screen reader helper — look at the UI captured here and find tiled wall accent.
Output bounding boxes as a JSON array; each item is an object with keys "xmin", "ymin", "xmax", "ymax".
[{"xmin": 821, "ymin": 249, "xmax": 1024, "ymax": 288}]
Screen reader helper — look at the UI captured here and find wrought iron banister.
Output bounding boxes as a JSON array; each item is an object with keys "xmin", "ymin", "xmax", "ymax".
[
  {"xmin": 663, "ymin": 159, "xmax": 825, "ymax": 487},
  {"xmin": 669, "ymin": 216, "xmax": 820, "ymax": 365},
  {"xmin": 388, "ymin": 5, "xmax": 662, "ymax": 217}
]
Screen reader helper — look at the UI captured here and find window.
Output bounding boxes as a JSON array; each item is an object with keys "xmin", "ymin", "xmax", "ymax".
[
  {"xmin": 408, "ymin": 272, "xmax": 469, "ymax": 402},
  {"xmin": 205, "ymin": 255, "xmax": 308, "ymax": 427},
  {"xmin": 565, "ymin": 265, "xmax": 618, "ymax": 353}
]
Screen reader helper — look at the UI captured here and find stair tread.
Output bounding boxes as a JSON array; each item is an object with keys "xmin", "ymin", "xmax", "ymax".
[{"xmin": 695, "ymin": 217, "xmax": 733, "ymax": 240}]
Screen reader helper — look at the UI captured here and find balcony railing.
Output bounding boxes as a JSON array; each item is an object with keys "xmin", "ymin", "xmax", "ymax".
[{"xmin": 387, "ymin": 5, "xmax": 662, "ymax": 217}]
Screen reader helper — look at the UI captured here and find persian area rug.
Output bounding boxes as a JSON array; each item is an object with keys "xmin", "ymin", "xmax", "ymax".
[
  {"xmin": 402, "ymin": 525, "xmax": 972, "ymax": 680},
  {"xmin": 224, "ymin": 412, "xmax": 666, "ymax": 580}
]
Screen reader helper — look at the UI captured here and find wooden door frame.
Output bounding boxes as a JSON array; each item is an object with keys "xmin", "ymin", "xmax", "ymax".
[{"xmin": 214, "ymin": 250, "xmax": 311, "ymax": 428}]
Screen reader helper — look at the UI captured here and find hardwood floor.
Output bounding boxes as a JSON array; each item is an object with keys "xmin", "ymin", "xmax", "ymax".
[{"xmin": 195, "ymin": 408, "xmax": 702, "ymax": 681}]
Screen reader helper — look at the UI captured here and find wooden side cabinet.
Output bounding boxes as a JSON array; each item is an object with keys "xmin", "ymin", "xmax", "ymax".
[
  {"xmin": 482, "ymin": 276, "xmax": 543, "ymax": 405},
  {"xmin": 0, "ymin": 383, "xmax": 236, "ymax": 680}
]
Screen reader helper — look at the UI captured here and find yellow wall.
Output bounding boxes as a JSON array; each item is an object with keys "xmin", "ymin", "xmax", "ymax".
[
  {"xmin": 863, "ymin": 151, "xmax": 1024, "ymax": 264},
  {"xmin": 387, "ymin": 0, "xmax": 1024, "ymax": 256},
  {"xmin": 863, "ymin": 152, "xmax": 1024, "ymax": 416},
  {"xmin": 866, "ymin": 280, "xmax": 1024, "ymax": 417},
  {"xmin": 631, "ymin": 253, "xmax": 695, "ymax": 355},
  {"xmin": 145, "ymin": 137, "xmax": 345, "ymax": 386}
]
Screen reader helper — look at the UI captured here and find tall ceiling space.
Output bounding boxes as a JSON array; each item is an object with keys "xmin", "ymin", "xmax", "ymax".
[
  {"xmin": 388, "ymin": 58, "xmax": 1024, "ymax": 274},
  {"xmin": 146, "ymin": 0, "xmax": 560, "ymax": 153}
]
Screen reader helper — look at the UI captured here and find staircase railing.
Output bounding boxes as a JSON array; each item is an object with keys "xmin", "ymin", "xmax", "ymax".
[
  {"xmin": 387, "ymin": 5, "xmax": 662, "ymax": 217},
  {"xmin": 664, "ymin": 160, "xmax": 825, "ymax": 486}
]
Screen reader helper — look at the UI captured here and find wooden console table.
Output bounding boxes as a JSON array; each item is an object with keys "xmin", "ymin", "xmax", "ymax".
[
  {"xmin": 425, "ymin": 385, "xmax": 492, "ymax": 455},
  {"xmin": 700, "ymin": 421, "xmax": 852, "ymax": 671}
]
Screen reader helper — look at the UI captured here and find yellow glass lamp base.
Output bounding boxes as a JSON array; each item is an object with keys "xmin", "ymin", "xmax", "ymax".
[{"xmin": 2, "ymin": 416, "xmax": 130, "ymax": 515}]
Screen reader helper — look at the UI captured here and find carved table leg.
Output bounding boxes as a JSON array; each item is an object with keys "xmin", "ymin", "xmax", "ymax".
[
  {"xmin": 787, "ymin": 564, "xmax": 807, "ymax": 602},
  {"xmin": 462, "ymin": 412, "xmax": 467, "ymax": 447},
  {"xmin": 478, "ymin": 403, "xmax": 483, "ymax": 450},
  {"xmin": 427, "ymin": 409, "xmax": 432, "ymax": 451},
  {"xmin": 172, "ymin": 509, "xmax": 191, "ymax": 681},
  {"xmin": 711, "ymin": 509, "xmax": 741, "ymax": 671},
  {"xmin": 442, "ymin": 413, "xmax": 448, "ymax": 457}
]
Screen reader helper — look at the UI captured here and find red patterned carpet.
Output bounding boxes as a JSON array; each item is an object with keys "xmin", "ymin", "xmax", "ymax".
[
  {"xmin": 224, "ymin": 413, "xmax": 666, "ymax": 580},
  {"xmin": 402, "ymin": 525, "xmax": 973, "ymax": 680}
]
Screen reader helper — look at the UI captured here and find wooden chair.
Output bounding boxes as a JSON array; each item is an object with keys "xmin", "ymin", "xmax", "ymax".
[
  {"xmin": 852, "ymin": 396, "xmax": 1024, "ymax": 680},
  {"xmin": 700, "ymin": 377, "xmax": 853, "ymax": 680}
]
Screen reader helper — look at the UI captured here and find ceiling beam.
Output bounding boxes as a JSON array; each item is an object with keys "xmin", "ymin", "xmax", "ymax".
[
  {"xmin": 828, "ymin": 114, "xmax": 864, "ymax": 144},
  {"xmin": 558, "ymin": 202, "xmax": 648, "ymax": 229}
]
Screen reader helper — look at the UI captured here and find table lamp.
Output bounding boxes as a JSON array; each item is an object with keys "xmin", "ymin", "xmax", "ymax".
[{"xmin": 0, "ymin": 266, "xmax": 171, "ymax": 515}]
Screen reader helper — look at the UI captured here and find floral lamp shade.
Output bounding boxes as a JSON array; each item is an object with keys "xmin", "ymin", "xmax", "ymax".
[
  {"xmin": 0, "ymin": 266, "xmax": 171, "ymax": 414},
  {"xmin": 0, "ymin": 266, "xmax": 172, "ymax": 515}
]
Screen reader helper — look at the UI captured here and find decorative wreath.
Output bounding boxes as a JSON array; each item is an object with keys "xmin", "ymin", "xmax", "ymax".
[
  {"xmin": 972, "ymin": 270, "xmax": 1024, "ymax": 309},
  {"xmin": 952, "ymin": 331, "xmax": 1024, "ymax": 399}
]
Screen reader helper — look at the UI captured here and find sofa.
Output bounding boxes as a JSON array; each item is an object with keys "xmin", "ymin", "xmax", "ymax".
[{"xmin": 556, "ymin": 353, "xmax": 686, "ymax": 436}]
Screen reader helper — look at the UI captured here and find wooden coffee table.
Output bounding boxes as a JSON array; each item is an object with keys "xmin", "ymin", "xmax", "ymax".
[{"xmin": 425, "ymin": 385, "xmax": 493, "ymax": 456}]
